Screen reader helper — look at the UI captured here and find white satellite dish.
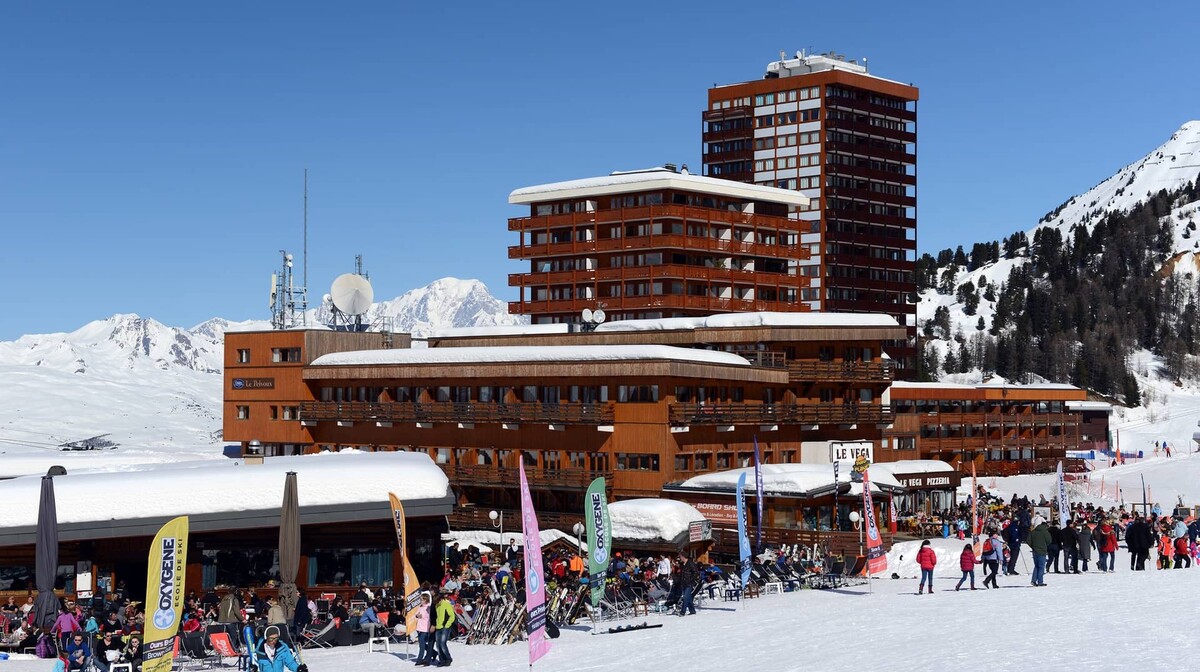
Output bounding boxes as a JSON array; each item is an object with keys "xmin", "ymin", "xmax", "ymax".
[
  {"xmin": 593, "ymin": 309, "xmax": 606, "ymax": 324},
  {"xmin": 330, "ymin": 273, "xmax": 374, "ymax": 315},
  {"xmin": 322, "ymin": 293, "xmax": 333, "ymax": 305},
  {"xmin": 582, "ymin": 308, "xmax": 594, "ymax": 323}
]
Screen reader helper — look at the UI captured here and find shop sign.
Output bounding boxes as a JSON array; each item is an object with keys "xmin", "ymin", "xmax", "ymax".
[
  {"xmin": 897, "ymin": 473, "xmax": 959, "ymax": 488},
  {"xmin": 830, "ymin": 442, "xmax": 874, "ymax": 462},
  {"xmin": 693, "ymin": 501, "xmax": 740, "ymax": 526},
  {"xmin": 232, "ymin": 378, "xmax": 275, "ymax": 390},
  {"xmin": 688, "ymin": 520, "xmax": 712, "ymax": 542}
]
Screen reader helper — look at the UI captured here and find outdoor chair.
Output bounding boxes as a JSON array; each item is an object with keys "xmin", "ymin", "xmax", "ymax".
[
  {"xmin": 299, "ymin": 620, "xmax": 336, "ymax": 650},
  {"xmin": 179, "ymin": 632, "xmax": 214, "ymax": 670},
  {"xmin": 207, "ymin": 632, "xmax": 244, "ymax": 668}
]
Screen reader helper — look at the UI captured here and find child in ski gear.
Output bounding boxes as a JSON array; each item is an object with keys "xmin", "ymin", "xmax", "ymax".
[
  {"xmin": 955, "ymin": 543, "xmax": 980, "ymax": 590},
  {"xmin": 251, "ymin": 625, "xmax": 304, "ymax": 672},
  {"xmin": 916, "ymin": 541, "xmax": 937, "ymax": 594},
  {"xmin": 981, "ymin": 531, "xmax": 1003, "ymax": 589}
]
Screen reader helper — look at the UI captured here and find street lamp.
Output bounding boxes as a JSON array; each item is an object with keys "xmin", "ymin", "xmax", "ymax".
[
  {"xmin": 848, "ymin": 511, "xmax": 864, "ymax": 556},
  {"xmin": 489, "ymin": 509, "xmax": 504, "ymax": 548},
  {"xmin": 572, "ymin": 522, "xmax": 585, "ymax": 555}
]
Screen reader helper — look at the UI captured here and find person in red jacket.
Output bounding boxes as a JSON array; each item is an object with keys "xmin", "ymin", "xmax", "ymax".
[
  {"xmin": 917, "ymin": 540, "xmax": 937, "ymax": 594},
  {"xmin": 1096, "ymin": 521, "xmax": 1118, "ymax": 573},
  {"xmin": 955, "ymin": 543, "xmax": 981, "ymax": 591}
]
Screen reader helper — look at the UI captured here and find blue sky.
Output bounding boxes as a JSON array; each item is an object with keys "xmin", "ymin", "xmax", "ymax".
[{"xmin": 2, "ymin": 2, "xmax": 1199, "ymax": 339}]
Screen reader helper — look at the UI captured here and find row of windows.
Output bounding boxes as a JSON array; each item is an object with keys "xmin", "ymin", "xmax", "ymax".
[
  {"xmin": 824, "ymin": 287, "xmax": 912, "ymax": 304},
  {"xmin": 755, "ymin": 109, "xmax": 820, "ymax": 127},
  {"xmin": 828, "ymin": 264, "xmax": 914, "ymax": 285},
  {"xmin": 826, "ymin": 152, "xmax": 911, "ymax": 174},
  {"xmin": 753, "ymin": 154, "xmax": 819, "ymax": 172},
  {"xmin": 534, "ymin": 201, "xmax": 592, "ymax": 216},
  {"xmin": 826, "ymin": 86, "xmax": 910, "ymax": 111},
  {"xmin": 235, "ymin": 348, "xmax": 302, "ymax": 364},
  {"xmin": 753, "ymin": 132, "xmax": 821, "ymax": 150},
  {"xmin": 826, "ymin": 130, "xmax": 908, "ymax": 154},
  {"xmin": 234, "ymin": 405, "xmax": 301, "ymax": 420},
  {"xmin": 709, "ymin": 86, "xmax": 822, "ymax": 111},
  {"xmin": 826, "ymin": 108, "xmax": 911, "ymax": 132}
]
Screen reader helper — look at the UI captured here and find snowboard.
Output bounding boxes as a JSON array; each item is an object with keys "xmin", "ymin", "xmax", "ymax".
[{"xmin": 607, "ymin": 622, "xmax": 663, "ymax": 634}]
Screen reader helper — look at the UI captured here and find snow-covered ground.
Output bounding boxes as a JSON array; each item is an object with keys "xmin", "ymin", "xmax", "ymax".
[{"xmin": 3, "ymin": 543, "xmax": 1194, "ymax": 671}]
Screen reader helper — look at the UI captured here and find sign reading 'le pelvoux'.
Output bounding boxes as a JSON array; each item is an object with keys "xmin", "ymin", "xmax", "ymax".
[{"xmin": 231, "ymin": 378, "xmax": 275, "ymax": 390}]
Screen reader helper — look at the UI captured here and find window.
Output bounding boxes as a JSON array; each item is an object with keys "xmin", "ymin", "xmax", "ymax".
[
  {"xmin": 236, "ymin": 405, "xmax": 249, "ymax": 420},
  {"xmin": 617, "ymin": 385, "xmax": 658, "ymax": 402},
  {"xmin": 271, "ymin": 348, "xmax": 302, "ymax": 363},
  {"xmin": 616, "ymin": 453, "xmax": 660, "ymax": 471},
  {"xmin": 269, "ymin": 405, "xmax": 279, "ymax": 420},
  {"xmin": 282, "ymin": 406, "xmax": 299, "ymax": 420},
  {"xmin": 237, "ymin": 349, "xmax": 250, "ymax": 363}
]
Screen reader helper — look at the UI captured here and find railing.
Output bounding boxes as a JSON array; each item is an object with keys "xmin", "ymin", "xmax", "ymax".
[
  {"xmin": 448, "ymin": 507, "xmax": 594, "ymax": 535},
  {"xmin": 787, "ymin": 360, "xmax": 895, "ymax": 382},
  {"xmin": 299, "ymin": 401, "xmax": 614, "ymax": 425},
  {"xmin": 973, "ymin": 457, "xmax": 1085, "ymax": 477},
  {"xmin": 509, "ymin": 231, "xmax": 812, "ymax": 261},
  {"xmin": 440, "ymin": 464, "xmax": 612, "ymax": 491},
  {"xmin": 708, "ymin": 527, "xmax": 892, "ymax": 558},
  {"xmin": 509, "ymin": 263, "xmax": 810, "ymax": 288},
  {"xmin": 737, "ymin": 351, "xmax": 787, "ymax": 368},
  {"xmin": 669, "ymin": 403, "xmax": 893, "ymax": 426},
  {"xmin": 510, "ymin": 295, "xmax": 812, "ymax": 316}
]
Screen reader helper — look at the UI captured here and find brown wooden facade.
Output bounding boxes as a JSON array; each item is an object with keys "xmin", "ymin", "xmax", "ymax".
[
  {"xmin": 704, "ymin": 57, "xmax": 921, "ymax": 375},
  {"xmin": 508, "ymin": 195, "xmax": 814, "ymax": 323},
  {"xmin": 886, "ymin": 383, "xmax": 1106, "ymax": 476},
  {"xmin": 225, "ymin": 320, "xmax": 904, "ymax": 536}
]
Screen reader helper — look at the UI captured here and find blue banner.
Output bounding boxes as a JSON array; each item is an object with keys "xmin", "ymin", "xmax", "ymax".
[
  {"xmin": 736, "ymin": 472, "xmax": 751, "ymax": 587},
  {"xmin": 753, "ymin": 436, "xmax": 764, "ymax": 552}
]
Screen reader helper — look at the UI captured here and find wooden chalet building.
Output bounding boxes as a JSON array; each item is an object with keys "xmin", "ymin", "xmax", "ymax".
[{"xmin": 224, "ymin": 313, "xmax": 903, "ymax": 537}]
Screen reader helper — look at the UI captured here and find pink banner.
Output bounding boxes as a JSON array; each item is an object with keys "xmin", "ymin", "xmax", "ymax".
[
  {"xmin": 519, "ymin": 460, "xmax": 551, "ymax": 665},
  {"xmin": 861, "ymin": 469, "xmax": 888, "ymax": 575}
]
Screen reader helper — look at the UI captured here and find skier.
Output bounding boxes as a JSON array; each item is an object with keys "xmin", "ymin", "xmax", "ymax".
[
  {"xmin": 916, "ymin": 540, "xmax": 937, "ymax": 594},
  {"xmin": 250, "ymin": 625, "xmax": 305, "ymax": 672},
  {"xmin": 954, "ymin": 543, "xmax": 980, "ymax": 591}
]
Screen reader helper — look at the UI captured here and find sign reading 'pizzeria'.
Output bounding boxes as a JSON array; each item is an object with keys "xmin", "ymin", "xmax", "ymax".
[
  {"xmin": 895, "ymin": 473, "xmax": 960, "ymax": 489},
  {"xmin": 231, "ymin": 378, "xmax": 275, "ymax": 390}
]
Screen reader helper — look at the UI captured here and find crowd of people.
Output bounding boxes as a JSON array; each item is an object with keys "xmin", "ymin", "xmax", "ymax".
[
  {"xmin": 0, "ymin": 592, "xmax": 146, "ymax": 672},
  {"xmin": 911, "ymin": 489, "xmax": 1200, "ymax": 593}
]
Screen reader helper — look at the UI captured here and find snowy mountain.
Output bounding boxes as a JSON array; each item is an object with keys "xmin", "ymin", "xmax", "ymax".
[
  {"xmin": 0, "ymin": 278, "xmax": 521, "ymax": 469},
  {"xmin": 916, "ymin": 121, "xmax": 1200, "ymax": 387}
]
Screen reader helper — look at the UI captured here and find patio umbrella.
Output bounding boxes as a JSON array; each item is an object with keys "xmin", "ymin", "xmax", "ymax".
[
  {"xmin": 32, "ymin": 474, "xmax": 60, "ymax": 630},
  {"xmin": 278, "ymin": 471, "xmax": 300, "ymax": 622}
]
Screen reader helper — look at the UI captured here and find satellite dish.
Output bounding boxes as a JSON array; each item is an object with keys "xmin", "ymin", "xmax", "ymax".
[
  {"xmin": 330, "ymin": 273, "xmax": 374, "ymax": 315},
  {"xmin": 593, "ymin": 309, "xmax": 606, "ymax": 324},
  {"xmin": 582, "ymin": 308, "xmax": 594, "ymax": 323},
  {"xmin": 322, "ymin": 293, "xmax": 333, "ymax": 305}
]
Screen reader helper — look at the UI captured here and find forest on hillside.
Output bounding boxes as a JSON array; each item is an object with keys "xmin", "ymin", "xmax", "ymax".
[{"xmin": 915, "ymin": 181, "xmax": 1200, "ymax": 407}]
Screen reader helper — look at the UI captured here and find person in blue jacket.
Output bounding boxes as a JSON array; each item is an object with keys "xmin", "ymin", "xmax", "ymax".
[{"xmin": 252, "ymin": 625, "xmax": 307, "ymax": 672}]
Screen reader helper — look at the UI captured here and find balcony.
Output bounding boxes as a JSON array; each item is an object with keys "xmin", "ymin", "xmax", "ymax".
[
  {"xmin": 787, "ymin": 360, "xmax": 895, "ymax": 382},
  {"xmin": 510, "ymin": 295, "xmax": 813, "ymax": 316},
  {"xmin": 509, "ymin": 233, "xmax": 811, "ymax": 261},
  {"xmin": 449, "ymin": 506, "xmax": 598, "ymax": 535},
  {"xmin": 299, "ymin": 401, "xmax": 614, "ymax": 426},
  {"xmin": 669, "ymin": 402, "xmax": 892, "ymax": 426},
  {"xmin": 439, "ymin": 464, "xmax": 612, "ymax": 491},
  {"xmin": 510, "ymin": 264, "xmax": 810, "ymax": 289}
]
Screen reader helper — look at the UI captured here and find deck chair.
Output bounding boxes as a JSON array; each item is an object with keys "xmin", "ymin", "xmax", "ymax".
[
  {"xmin": 299, "ymin": 621, "xmax": 336, "ymax": 649},
  {"xmin": 207, "ymin": 632, "xmax": 244, "ymax": 668},
  {"xmin": 179, "ymin": 632, "xmax": 214, "ymax": 669},
  {"xmin": 814, "ymin": 559, "xmax": 846, "ymax": 589}
]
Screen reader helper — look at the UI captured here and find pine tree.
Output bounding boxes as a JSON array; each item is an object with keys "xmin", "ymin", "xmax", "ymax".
[{"xmin": 1123, "ymin": 372, "xmax": 1141, "ymax": 407}]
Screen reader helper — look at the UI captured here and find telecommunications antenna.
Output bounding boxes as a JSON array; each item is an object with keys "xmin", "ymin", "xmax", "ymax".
[
  {"xmin": 330, "ymin": 273, "xmax": 374, "ymax": 315},
  {"xmin": 581, "ymin": 308, "xmax": 594, "ymax": 322},
  {"xmin": 593, "ymin": 309, "xmax": 606, "ymax": 324}
]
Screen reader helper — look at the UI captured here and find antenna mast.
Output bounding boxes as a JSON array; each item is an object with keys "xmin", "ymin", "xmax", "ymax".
[{"xmin": 301, "ymin": 168, "xmax": 309, "ymax": 324}]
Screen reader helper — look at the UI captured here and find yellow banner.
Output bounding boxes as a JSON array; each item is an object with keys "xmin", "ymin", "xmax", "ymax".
[
  {"xmin": 142, "ymin": 516, "xmax": 188, "ymax": 672},
  {"xmin": 389, "ymin": 493, "xmax": 420, "ymax": 636}
]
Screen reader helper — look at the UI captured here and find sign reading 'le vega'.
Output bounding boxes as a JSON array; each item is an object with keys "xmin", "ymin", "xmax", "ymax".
[
  {"xmin": 830, "ymin": 442, "xmax": 873, "ymax": 462},
  {"xmin": 898, "ymin": 474, "xmax": 956, "ymax": 488},
  {"xmin": 231, "ymin": 378, "xmax": 275, "ymax": 390}
]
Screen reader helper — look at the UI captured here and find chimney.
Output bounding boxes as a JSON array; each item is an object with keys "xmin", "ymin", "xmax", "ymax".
[{"xmin": 664, "ymin": 163, "xmax": 678, "ymax": 173}]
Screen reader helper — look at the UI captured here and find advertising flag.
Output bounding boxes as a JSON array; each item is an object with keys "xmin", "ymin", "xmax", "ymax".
[
  {"xmin": 519, "ymin": 460, "xmax": 551, "ymax": 665},
  {"xmin": 584, "ymin": 477, "xmax": 612, "ymax": 608},
  {"xmin": 971, "ymin": 462, "xmax": 980, "ymax": 553},
  {"xmin": 888, "ymin": 495, "xmax": 898, "ymax": 534},
  {"xmin": 142, "ymin": 516, "xmax": 188, "ymax": 672},
  {"xmin": 736, "ymin": 472, "xmax": 751, "ymax": 587},
  {"xmin": 860, "ymin": 470, "xmax": 887, "ymax": 575},
  {"xmin": 1056, "ymin": 461, "xmax": 1070, "ymax": 526},
  {"xmin": 388, "ymin": 493, "xmax": 421, "ymax": 636},
  {"xmin": 753, "ymin": 436, "xmax": 764, "ymax": 552}
]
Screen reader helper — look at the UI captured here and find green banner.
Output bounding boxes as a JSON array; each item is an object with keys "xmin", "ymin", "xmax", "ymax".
[{"xmin": 585, "ymin": 477, "xmax": 612, "ymax": 607}]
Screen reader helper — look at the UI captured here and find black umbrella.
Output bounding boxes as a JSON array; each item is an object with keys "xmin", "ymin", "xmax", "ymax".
[
  {"xmin": 32, "ymin": 474, "xmax": 60, "ymax": 631},
  {"xmin": 278, "ymin": 472, "xmax": 300, "ymax": 622}
]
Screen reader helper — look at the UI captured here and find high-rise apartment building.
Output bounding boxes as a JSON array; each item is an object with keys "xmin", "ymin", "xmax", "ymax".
[{"xmin": 703, "ymin": 51, "xmax": 919, "ymax": 373}]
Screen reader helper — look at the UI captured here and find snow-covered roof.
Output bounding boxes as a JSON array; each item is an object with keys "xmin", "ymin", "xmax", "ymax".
[
  {"xmin": 0, "ymin": 452, "xmax": 451, "ymax": 531},
  {"xmin": 594, "ymin": 312, "xmax": 899, "ymax": 333},
  {"xmin": 443, "ymin": 529, "xmax": 580, "ymax": 552},
  {"xmin": 608, "ymin": 499, "xmax": 706, "ymax": 543},
  {"xmin": 889, "ymin": 381, "xmax": 978, "ymax": 390},
  {"xmin": 510, "ymin": 167, "xmax": 810, "ymax": 207},
  {"xmin": 311, "ymin": 344, "xmax": 750, "ymax": 368},
  {"xmin": 425, "ymin": 324, "xmax": 570, "ymax": 339},
  {"xmin": 871, "ymin": 460, "xmax": 956, "ymax": 475},
  {"xmin": 1065, "ymin": 401, "xmax": 1114, "ymax": 412},
  {"xmin": 677, "ymin": 463, "xmax": 903, "ymax": 496},
  {"xmin": 890, "ymin": 381, "xmax": 1082, "ymax": 392}
]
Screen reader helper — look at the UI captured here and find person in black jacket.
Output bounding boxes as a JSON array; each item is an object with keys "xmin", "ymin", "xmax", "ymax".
[
  {"xmin": 676, "ymin": 555, "xmax": 699, "ymax": 617},
  {"xmin": 1126, "ymin": 516, "xmax": 1154, "ymax": 570},
  {"xmin": 1060, "ymin": 520, "xmax": 1080, "ymax": 573},
  {"xmin": 1004, "ymin": 521, "xmax": 1023, "ymax": 575},
  {"xmin": 1048, "ymin": 523, "xmax": 1063, "ymax": 573}
]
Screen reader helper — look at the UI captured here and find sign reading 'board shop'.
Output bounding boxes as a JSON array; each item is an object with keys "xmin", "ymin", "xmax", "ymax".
[
  {"xmin": 231, "ymin": 378, "xmax": 275, "ymax": 390},
  {"xmin": 693, "ymin": 501, "xmax": 741, "ymax": 525}
]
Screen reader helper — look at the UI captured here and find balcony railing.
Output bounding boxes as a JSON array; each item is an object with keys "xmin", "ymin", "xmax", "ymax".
[
  {"xmin": 669, "ymin": 403, "xmax": 892, "ymax": 426},
  {"xmin": 448, "ymin": 506, "xmax": 597, "ymax": 535},
  {"xmin": 510, "ymin": 295, "xmax": 812, "ymax": 316},
  {"xmin": 440, "ymin": 464, "xmax": 612, "ymax": 491},
  {"xmin": 787, "ymin": 360, "xmax": 896, "ymax": 382},
  {"xmin": 299, "ymin": 401, "xmax": 614, "ymax": 426}
]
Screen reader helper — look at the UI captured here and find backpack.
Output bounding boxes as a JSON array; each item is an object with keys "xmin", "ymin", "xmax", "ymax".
[{"xmin": 982, "ymin": 539, "xmax": 994, "ymax": 554}]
